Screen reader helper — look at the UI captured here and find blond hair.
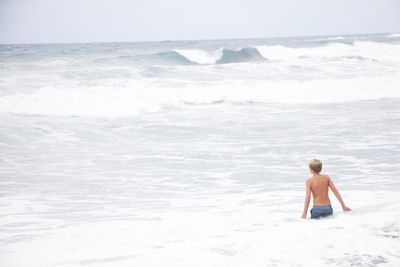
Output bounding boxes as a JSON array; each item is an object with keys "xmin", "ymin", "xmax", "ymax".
[{"xmin": 309, "ymin": 159, "xmax": 322, "ymax": 173}]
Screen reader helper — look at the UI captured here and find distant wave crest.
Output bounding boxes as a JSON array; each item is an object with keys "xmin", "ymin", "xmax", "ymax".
[
  {"xmin": 166, "ymin": 47, "xmax": 266, "ymax": 65},
  {"xmin": 216, "ymin": 47, "xmax": 266, "ymax": 64},
  {"xmin": 143, "ymin": 41, "xmax": 400, "ymax": 65}
]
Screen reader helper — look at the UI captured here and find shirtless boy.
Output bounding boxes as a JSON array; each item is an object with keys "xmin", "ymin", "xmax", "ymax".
[{"xmin": 301, "ymin": 159, "xmax": 351, "ymax": 219}]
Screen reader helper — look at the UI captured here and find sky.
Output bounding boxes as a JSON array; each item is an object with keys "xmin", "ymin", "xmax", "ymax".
[{"xmin": 0, "ymin": 0, "xmax": 399, "ymax": 44}]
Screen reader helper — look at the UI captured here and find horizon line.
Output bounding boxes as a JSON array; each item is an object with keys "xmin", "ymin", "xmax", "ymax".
[{"xmin": 0, "ymin": 31, "xmax": 396, "ymax": 46}]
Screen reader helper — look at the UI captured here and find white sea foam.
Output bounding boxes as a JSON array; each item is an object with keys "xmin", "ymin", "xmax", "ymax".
[
  {"xmin": 1, "ymin": 100, "xmax": 400, "ymax": 266},
  {"xmin": 2, "ymin": 190, "xmax": 399, "ymax": 267},
  {"xmin": 175, "ymin": 49, "xmax": 222, "ymax": 64},
  {"xmin": 0, "ymin": 75, "xmax": 399, "ymax": 117},
  {"xmin": 257, "ymin": 41, "xmax": 400, "ymax": 62},
  {"xmin": 326, "ymin": 36, "xmax": 345, "ymax": 40}
]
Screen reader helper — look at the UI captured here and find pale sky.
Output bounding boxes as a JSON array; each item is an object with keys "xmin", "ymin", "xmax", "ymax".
[{"xmin": 0, "ymin": 0, "xmax": 399, "ymax": 44}]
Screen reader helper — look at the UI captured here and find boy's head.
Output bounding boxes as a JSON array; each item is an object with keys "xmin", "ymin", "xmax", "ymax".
[{"xmin": 308, "ymin": 159, "xmax": 322, "ymax": 173}]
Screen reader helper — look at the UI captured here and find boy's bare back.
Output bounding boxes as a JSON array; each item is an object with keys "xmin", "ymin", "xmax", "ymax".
[{"xmin": 306, "ymin": 174, "xmax": 331, "ymax": 205}]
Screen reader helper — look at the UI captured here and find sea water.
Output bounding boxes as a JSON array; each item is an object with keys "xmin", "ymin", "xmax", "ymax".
[{"xmin": 0, "ymin": 33, "xmax": 400, "ymax": 266}]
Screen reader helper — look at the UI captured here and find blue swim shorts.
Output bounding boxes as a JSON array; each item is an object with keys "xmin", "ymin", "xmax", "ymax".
[{"xmin": 310, "ymin": 204, "xmax": 333, "ymax": 219}]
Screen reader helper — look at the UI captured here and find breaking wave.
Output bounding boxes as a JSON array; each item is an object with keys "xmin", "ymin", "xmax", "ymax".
[
  {"xmin": 216, "ymin": 47, "xmax": 266, "ymax": 64},
  {"xmin": 1, "ymin": 36, "xmax": 399, "ymax": 117},
  {"xmin": 145, "ymin": 41, "xmax": 400, "ymax": 65},
  {"xmin": 256, "ymin": 41, "xmax": 400, "ymax": 62},
  {"xmin": 173, "ymin": 47, "xmax": 266, "ymax": 65},
  {"xmin": 0, "ymin": 75, "xmax": 399, "ymax": 117}
]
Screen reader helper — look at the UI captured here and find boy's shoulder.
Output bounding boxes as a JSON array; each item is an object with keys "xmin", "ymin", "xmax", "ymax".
[
  {"xmin": 306, "ymin": 174, "xmax": 331, "ymax": 182},
  {"xmin": 305, "ymin": 176, "xmax": 314, "ymax": 184},
  {"xmin": 321, "ymin": 174, "xmax": 331, "ymax": 180}
]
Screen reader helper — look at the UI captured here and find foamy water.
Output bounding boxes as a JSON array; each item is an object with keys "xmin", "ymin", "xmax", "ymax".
[{"xmin": 1, "ymin": 33, "xmax": 400, "ymax": 266}]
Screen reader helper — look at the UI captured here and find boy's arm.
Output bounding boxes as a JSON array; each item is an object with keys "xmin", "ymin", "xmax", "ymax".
[
  {"xmin": 328, "ymin": 177, "xmax": 351, "ymax": 211},
  {"xmin": 301, "ymin": 180, "xmax": 311, "ymax": 218}
]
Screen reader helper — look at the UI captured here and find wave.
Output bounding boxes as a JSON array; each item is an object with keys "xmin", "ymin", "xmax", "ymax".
[
  {"xmin": 173, "ymin": 47, "xmax": 266, "ymax": 65},
  {"xmin": 92, "ymin": 41, "xmax": 400, "ymax": 67},
  {"xmin": 1, "ymin": 39, "xmax": 399, "ymax": 117},
  {"xmin": 216, "ymin": 47, "xmax": 266, "ymax": 64},
  {"xmin": 0, "ymin": 75, "xmax": 399, "ymax": 117},
  {"xmin": 143, "ymin": 41, "xmax": 400, "ymax": 66},
  {"xmin": 256, "ymin": 41, "xmax": 400, "ymax": 62},
  {"xmin": 388, "ymin": 33, "xmax": 400, "ymax": 38},
  {"xmin": 148, "ymin": 51, "xmax": 198, "ymax": 65},
  {"xmin": 326, "ymin": 36, "xmax": 345, "ymax": 40},
  {"xmin": 174, "ymin": 49, "xmax": 222, "ymax": 64}
]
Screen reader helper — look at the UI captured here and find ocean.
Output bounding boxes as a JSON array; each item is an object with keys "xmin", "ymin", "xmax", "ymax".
[{"xmin": 1, "ymin": 33, "xmax": 400, "ymax": 266}]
